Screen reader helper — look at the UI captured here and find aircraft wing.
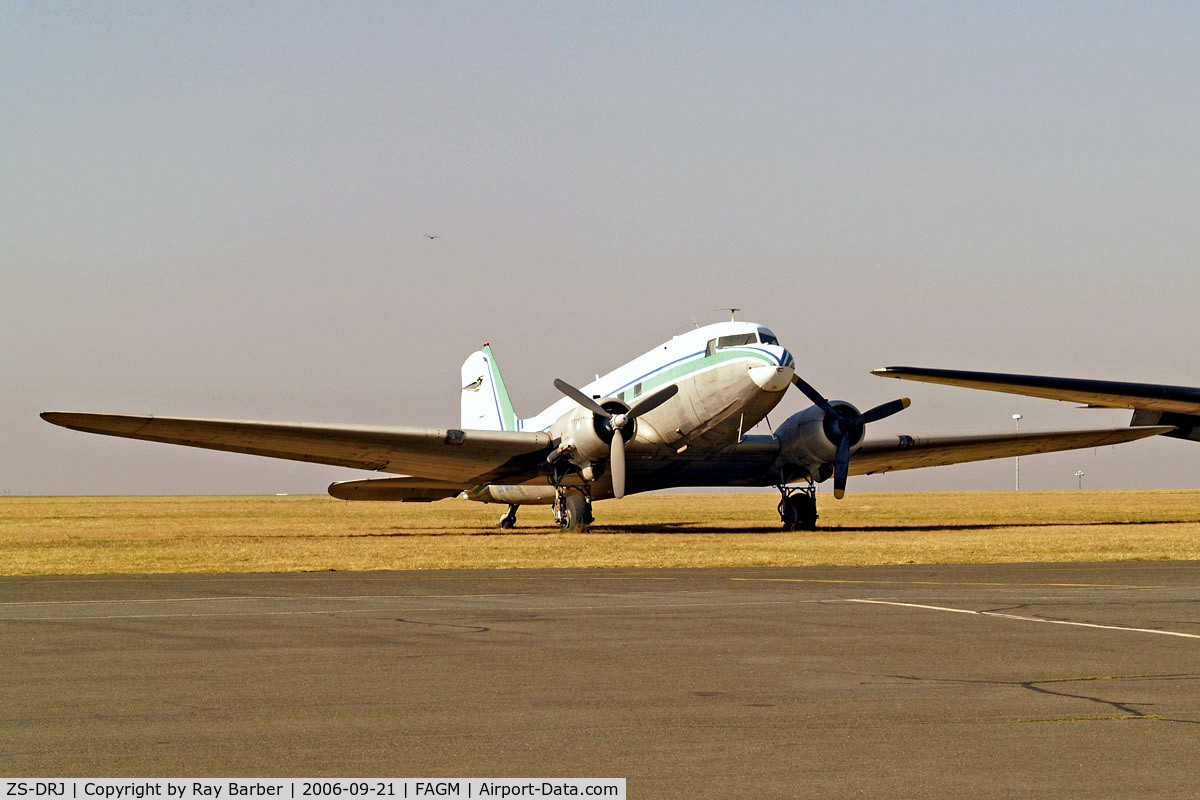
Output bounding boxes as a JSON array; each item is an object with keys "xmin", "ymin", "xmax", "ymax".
[
  {"xmin": 40, "ymin": 412, "xmax": 552, "ymax": 485},
  {"xmin": 847, "ymin": 426, "xmax": 1172, "ymax": 476},
  {"xmin": 647, "ymin": 426, "xmax": 1171, "ymax": 489},
  {"xmin": 872, "ymin": 367, "xmax": 1200, "ymax": 414}
]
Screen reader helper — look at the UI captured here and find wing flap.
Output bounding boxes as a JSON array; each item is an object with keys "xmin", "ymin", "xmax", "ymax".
[
  {"xmin": 848, "ymin": 426, "xmax": 1173, "ymax": 476},
  {"xmin": 41, "ymin": 412, "xmax": 551, "ymax": 484}
]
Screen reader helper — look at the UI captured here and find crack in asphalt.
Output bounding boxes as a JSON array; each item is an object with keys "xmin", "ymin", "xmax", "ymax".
[
  {"xmin": 882, "ymin": 673, "xmax": 1200, "ymax": 725},
  {"xmin": 395, "ymin": 618, "xmax": 490, "ymax": 633}
]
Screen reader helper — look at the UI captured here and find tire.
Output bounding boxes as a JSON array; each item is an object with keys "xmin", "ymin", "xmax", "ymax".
[
  {"xmin": 796, "ymin": 494, "xmax": 818, "ymax": 531},
  {"xmin": 498, "ymin": 504, "xmax": 518, "ymax": 530},
  {"xmin": 560, "ymin": 492, "xmax": 589, "ymax": 532},
  {"xmin": 781, "ymin": 500, "xmax": 802, "ymax": 531},
  {"xmin": 782, "ymin": 495, "xmax": 818, "ymax": 531}
]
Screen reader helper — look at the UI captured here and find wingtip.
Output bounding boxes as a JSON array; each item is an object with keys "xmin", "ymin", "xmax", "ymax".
[{"xmin": 1141, "ymin": 425, "xmax": 1178, "ymax": 437}]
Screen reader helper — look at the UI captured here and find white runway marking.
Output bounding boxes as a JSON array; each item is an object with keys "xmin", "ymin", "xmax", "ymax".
[{"xmin": 846, "ymin": 599, "xmax": 1200, "ymax": 640}]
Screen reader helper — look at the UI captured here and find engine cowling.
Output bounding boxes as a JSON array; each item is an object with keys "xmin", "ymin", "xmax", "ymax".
[
  {"xmin": 548, "ymin": 397, "xmax": 636, "ymax": 463},
  {"xmin": 774, "ymin": 402, "xmax": 866, "ymax": 478}
]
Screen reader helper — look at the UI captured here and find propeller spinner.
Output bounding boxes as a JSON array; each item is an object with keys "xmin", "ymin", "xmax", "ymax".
[
  {"xmin": 790, "ymin": 374, "xmax": 910, "ymax": 499},
  {"xmin": 552, "ymin": 379, "xmax": 678, "ymax": 499}
]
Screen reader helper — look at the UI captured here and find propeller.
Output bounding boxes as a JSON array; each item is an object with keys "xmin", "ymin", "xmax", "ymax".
[
  {"xmin": 790, "ymin": 374, "xmax": 910, "ymax": 499},
  {"xmin": 552, "ymin": 379, "xmax": 679, "ymax": 499}
]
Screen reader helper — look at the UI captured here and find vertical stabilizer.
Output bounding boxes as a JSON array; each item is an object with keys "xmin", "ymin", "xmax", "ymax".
[{"xmin": 460, "ymin": 344, "xmax": 519, "ymax": 431}]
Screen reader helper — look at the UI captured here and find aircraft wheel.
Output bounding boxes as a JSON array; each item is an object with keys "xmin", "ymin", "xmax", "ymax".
[
  {"xmin": 781, "ymin": 494, "xmax": 818, "ymax": 531},
  {"xmin": 559, "ymin": 492, "xmax": 589, "ymax": 532},
  {"xmin": 781, "ymin": 500, "xmax": 801, "ymax": 531},
  {"xmin": 498, "ymin": 504, "xmax": 518, "ymax": 529}
]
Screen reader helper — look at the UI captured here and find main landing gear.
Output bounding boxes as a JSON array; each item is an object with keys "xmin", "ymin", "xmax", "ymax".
[
  {"xmin": 498, "ymin": 504, "xmax": 519, "ymax": 529},
  {"xmin": 553, "ymin": 487, "xmax": 594, "ymax": 532},
  {"xmin": 778, "ymin": 483, "xmax": 818, "ymax": 531}
]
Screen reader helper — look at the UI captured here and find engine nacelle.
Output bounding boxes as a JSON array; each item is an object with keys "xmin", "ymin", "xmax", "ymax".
[
  {"xmin": 774, "ymin": 401, "xmax": 865, "ymax": 477},
  {"xmin": 548, "ymin": 397, "xmax": 636, "ymax": 464}
]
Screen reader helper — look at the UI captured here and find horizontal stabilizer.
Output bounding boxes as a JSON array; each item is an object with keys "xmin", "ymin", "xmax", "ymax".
[{"xmin": 329, "ymin": 477, "xmax": 466, "ymax": 502}]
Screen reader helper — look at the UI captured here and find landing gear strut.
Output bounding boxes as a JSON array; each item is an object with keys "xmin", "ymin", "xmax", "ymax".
[
  {"xmin": 553, "ymin": 487, "xmax": 593, "ymax": 532},
  {"xmin": 778, "ymin": 483, "xmax": 818, "ymax": 531},
  {"xmin": 498, "ymin": 504, "xmax": 519, "ymax": 530}
]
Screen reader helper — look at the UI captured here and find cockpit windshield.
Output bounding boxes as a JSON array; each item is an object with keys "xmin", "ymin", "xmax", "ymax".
[
  {"xmin": 708, "ymin": 329, "xmax": 779, "ymax": 353},
  {"xmin": 716, "ymin": 333, "xmax": 756, "ymax": 348}
]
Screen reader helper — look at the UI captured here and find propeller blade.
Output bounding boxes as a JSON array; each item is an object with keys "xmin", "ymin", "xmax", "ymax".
[
  {"xmin": 833, "ymin": 433, "xmax": 851, "ymax": 500},
  {"xmin": 610, "ymin": 432, "xmax": 626, "ymax": 499},
  {"xmin": 553, "ymin": 378, "xmax": 611, "ymax": 418},
  {"xmin": 627, "ymin": 383, "xmax": 678, "ymax": 419},
  {"xmin": 854, "ymin": 397, "xmax": 911, "ymax": 426},
  {"xmin": 790, "ymin": 374, "xmax": 839, "ymax": 417}
]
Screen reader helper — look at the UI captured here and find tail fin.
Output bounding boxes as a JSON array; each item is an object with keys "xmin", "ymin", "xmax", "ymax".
[{"xmin": 460, "ymin": 344, "xmax": 519, "ymax": 431}]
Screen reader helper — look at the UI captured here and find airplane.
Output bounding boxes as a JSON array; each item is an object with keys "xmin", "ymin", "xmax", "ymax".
[
  {"xmin": 872, "ymin": 367, "xmax": 1200, "ymax": 443},
  {"xmin": 41, "ymin": 321, "xmax": 1170, "ymax": 532}
]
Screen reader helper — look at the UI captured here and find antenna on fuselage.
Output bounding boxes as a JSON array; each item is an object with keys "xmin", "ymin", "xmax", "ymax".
[
  {"xmin": 689, "ymin": 315, "xmax": 700, "ymax": 329},
  {"xmin": 718, "ymin": 307, "xmax": 742, "ymax": 321}
]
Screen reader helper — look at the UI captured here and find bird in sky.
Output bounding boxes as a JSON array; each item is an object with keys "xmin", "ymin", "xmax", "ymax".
[{"xmin": 424, "ymin": 234, "xmax": 441, "ymax": 240}]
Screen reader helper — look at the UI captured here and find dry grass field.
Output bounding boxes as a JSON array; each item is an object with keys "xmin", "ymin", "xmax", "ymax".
[{"xmin": 3, "ymin": 490, "xmax": 1200, "ymax": 575}]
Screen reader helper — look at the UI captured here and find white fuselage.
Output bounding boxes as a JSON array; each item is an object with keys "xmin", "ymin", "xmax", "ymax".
[{"xmin": 481, "ymin": 321, "xmax": 795, "ymax": 503}]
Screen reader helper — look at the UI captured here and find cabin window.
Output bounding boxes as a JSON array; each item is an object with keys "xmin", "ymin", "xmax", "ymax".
[
  {"xmin": 717, "ymin": 333, "xmax": 756, "ymax": 348},
  {"xmin": 634, "ymin": 382, "xmax": 643, "ymax": 397},
  {"xmin": 757, "ymin": 329, "xmax": 779, "ymax": 345},
  {"xmin": 705, "ymin": 339, "xmax": 716, "ymax": 357}
]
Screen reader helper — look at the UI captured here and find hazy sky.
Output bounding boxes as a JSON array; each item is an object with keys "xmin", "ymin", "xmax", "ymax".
[{"xmin": 4, "ymin": 1, "xmax": 1199, "ymax": 496}]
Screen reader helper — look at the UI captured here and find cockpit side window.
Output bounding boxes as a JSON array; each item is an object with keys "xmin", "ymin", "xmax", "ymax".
[
  {"xmin": 757, "ymin": 329, "xmax": 779, "ymax": 346},
  {"xmin": 717, "ymin": 333, "xmax": 756, "ymax": 348},
  {"xmin": 705, "ymin": 339, "xmax": 717, "ymax": 357}
]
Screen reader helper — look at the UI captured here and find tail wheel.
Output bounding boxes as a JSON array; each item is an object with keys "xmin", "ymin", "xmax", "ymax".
[{"xmin": 560, "ymin": 491, "xmax": 589, "ymax": 532}]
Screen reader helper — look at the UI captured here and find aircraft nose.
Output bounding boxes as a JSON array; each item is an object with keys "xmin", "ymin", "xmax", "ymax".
[{"xmin": 749, "ymin": 363, "xmax": 794, "ymax": 392}]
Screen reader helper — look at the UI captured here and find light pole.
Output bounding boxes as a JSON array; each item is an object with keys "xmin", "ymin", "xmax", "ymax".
[
  {"xmin": 1075, "ymin": 470, "xmax": 1085, "ymax": 490},
  {"xmin": 1012, "ymin": 414, "xmax": 1023, "ymax": 491}
]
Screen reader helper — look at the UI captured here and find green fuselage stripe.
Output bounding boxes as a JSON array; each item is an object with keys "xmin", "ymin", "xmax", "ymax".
[{"xmin": 620, "ymin": 348, "xmax": 776, "ymax": 401}]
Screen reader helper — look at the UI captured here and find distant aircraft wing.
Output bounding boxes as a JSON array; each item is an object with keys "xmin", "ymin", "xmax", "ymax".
[
  {"xmin": 40, "ymin": 412, "xmax": 552, "ymax": 485},
  {"xmin": 846, "ymin": 426, "xmax": 1172, "ymax": 476},
  {"xmin": 872, "ymin": 367, "xmax": 1200, "ymax": 414}
]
